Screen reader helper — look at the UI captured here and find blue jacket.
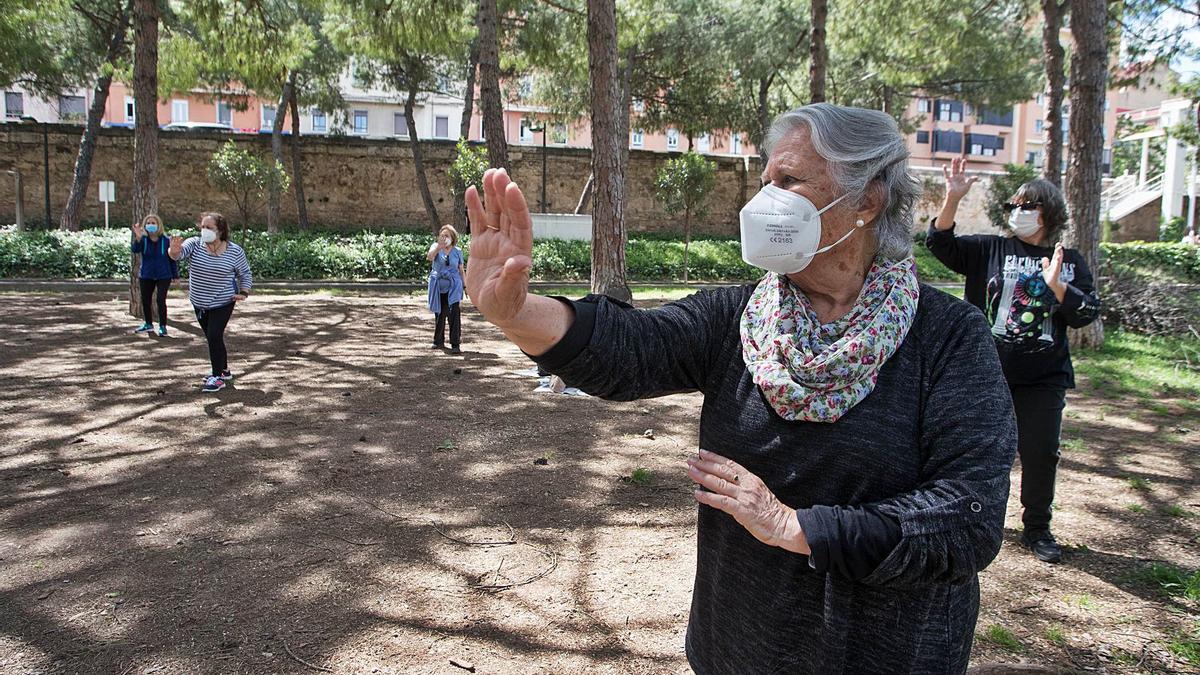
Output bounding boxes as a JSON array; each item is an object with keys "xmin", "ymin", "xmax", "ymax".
[
  {"xmin": 131, "ymin": 234, "xmax": 179, "ymax": 280},
  {"xmin": 427, "ymin": 247, "xmax": 464, "ymax": 314}
]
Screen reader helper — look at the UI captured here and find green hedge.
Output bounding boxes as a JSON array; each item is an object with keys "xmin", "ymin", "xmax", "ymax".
[
  {"xmin": 1099, "ymin": 241, "xmax": 1200, "ymax": 283},
  {"xmin": 19, "ymin": 226, "xmax": 1198, "ymax": 284}
]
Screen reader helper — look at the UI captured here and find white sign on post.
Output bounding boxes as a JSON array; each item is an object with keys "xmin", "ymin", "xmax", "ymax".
[{"xmin": 98, "ymin": 181, "xmax": 115, "ymax": 228}]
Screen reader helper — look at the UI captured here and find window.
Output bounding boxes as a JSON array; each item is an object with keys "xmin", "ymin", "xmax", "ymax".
[
  {"xmin": 982, "ymin": 147, "xmax": 996, "ymax": 157},
  {"xmin": 171, "ymin": 99, "xmax": 189, "ymax": 123},
  {"xmin": 697, "ymin": 133, "xmax": 710, "ymax": 152},
  {"xmin": 666, "ymin": 128, "xmax": 679, "ymax": 150},
  {"xmin": 970, "ymin": 143, "xmax": 983, "ymax": 155},
  {"xmin": 434, "ymin": 115, "xmax": 449, "ymax": 139},
  {"xmin": 4, "ymin": 91, "xmax": 23, "ymax": 118},
  {"xmin": 1034, "ymin": 119, "xmax": 1044, "ymax": 133},
  {"xmin": 936, "ymin": 100, "xmax": 962, "ymax": 122},
  {"xmin": 59, "ymin": 95, "xmax": 86, "ymax": 120},
  {"xmin": 551, "ymin": 123, "xmax": 567, "ymax": 145},
  {"xmin": 262, "ymin": 104, "xmax": 277, "ymax": 129},
  {"xmin": 916, "ymin": 130, "xmax": 930, "ymax": 144},
  {"xmin": 353, "ymin": 109, "xmax": 368, "ymax": 134},
  {"xmin": 932, "ymin": 130, "xmax": 962, "ymax": 153},
  {"xmin": 519, "ymin": 76, "xmax": 534, "ymax": 99},
  {"xmin": 1026, "ymin": 151, "xmax": 1038, "ymax": 166},
  {"xmin": 979, "ymin": 107, "xmax": 1013, "ymax": 126},
  {"xmin": 632, "ymin": 98, "xmax": 645, "ymax": 114},
  {"xmin": 968, "ymin": 132, "xmax": 1003, "ymax": 156},
  {"xmin": 731, "ymin": 133, "xmax": 741, "ymax": 154},
  {"xmin": 312, "ymin": 109, "xmax": 326, "ymax": 133},
  {"xmin": 216, "ymin": 101, "xmax": 232, "ymax": 126},
  {"xmin": 124, "ymin": 97, "xmax": 135, "ymax": 123},
  {"xmin": 631, "ymin": 128, "xmax": 644, "ymax": 147},
  {"xmin": 479, "ymin": 120, "xmax": 485, "ymax": 141},
  {"xmin": 519, "ymin": 118, "xmax": 534, "ymax": 143},
  {"xmin": 393, "ymin": 112, "xmax": 408, "ymax": 137},
  {"xmin": 916, "ymin": 98, "xmax": 931, "ymax": 113},
  {"xmin": 1036, "ymin": 93, "xmax": 1045, "ymax": 106}
]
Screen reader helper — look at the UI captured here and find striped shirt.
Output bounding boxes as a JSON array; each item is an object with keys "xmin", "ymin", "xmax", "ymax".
[{"xmin": 179, "ymin": 237, "xmax": 253, "ymax": 309}]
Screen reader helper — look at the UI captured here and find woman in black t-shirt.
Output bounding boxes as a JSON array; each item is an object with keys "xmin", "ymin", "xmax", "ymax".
[{"xmin": 926, "ymin": 157, "xmax": 1100, "ymax": 564}]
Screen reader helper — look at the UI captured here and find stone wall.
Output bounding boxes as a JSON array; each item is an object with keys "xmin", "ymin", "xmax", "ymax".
[{"xmin": 0, "ymin": 121, "xmax": 995, "ymax": 237}]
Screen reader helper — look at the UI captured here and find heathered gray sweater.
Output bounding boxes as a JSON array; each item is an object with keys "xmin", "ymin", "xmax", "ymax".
[{"xmin": 534, "ymin": 283, "xmax": 1017, "ymax": 675}]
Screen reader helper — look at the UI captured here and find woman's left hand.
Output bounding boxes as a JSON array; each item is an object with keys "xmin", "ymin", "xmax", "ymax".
[
  {"xmin": 687, "ymin": 449, "xmax": 810, "ymax": 554},
  {"xmin": 232, "ymin": 294, "xmax": 247, "ymax": 302},
  {"xmin": 1041, "ymin": 243, "xmax": 1068, "ymax": 302}
]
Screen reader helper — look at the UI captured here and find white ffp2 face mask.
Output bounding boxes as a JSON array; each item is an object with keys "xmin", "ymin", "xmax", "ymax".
[
  {"xmin": 1008, "ymin": 208, "xmax": 1041, "ymax": 237},
  {"xmin": 739, "ymin": 184, "xmax": 861, "ymax": 275},
  {"xmin": 200, "ymin": 228, "xmax": 218, "ymax": 244}
]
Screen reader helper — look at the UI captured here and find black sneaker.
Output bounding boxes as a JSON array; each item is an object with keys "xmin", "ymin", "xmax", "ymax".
[
  {"xmin": 432, "ymin": 342, "xmax": 445, "ymax": 349},
  {"xmin": 450, "ymin": 345, "xmax": 461, "ymax": 354},
  {"xmin": 1020, "ymin": 530, "xmax": 1063, "ymax": 563}
]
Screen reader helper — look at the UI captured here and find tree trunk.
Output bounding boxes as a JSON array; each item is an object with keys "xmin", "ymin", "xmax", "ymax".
[
  {"xmin": 809, "ymin": 0, "xmax": 828, "ymax": 104},
  {"xmin": 60, "ymin": 73, "xmax": 114, "ymax": 232},
  {"xmin": 267, "ymin": 75, "xmax": 292, "ymax": 233},
  {"xmin": 406, "ymin": 85, "xmax": 441, "ymax": 232},
  {"xmin": 478, "ymin": 0, "xmax": 508, "ymax": 170},
  {"xmin": 287, "ymin": 81, "xmax": 309, "ymax": 230},
  {"xmin": 61, "ymin": 8, "xmax": 128, "ymax": 231},
  {"xmin": 1064, "ymin": 0, "xmax": 1107, "ymax": 349},
  {"xmin": 586, "ymin": 0, "xmax": 631, "ymax": 302},
  {"xmin": 455, "ymin": 21, "xmax": 481, "ymax": 232},
  {"xmin": 1041, "ymin": 0, "xmax": 1068, "ymax": 187},
  {"xmin": 130, "ymin": 0, "xmax": 159, "ymax": 319},
  {"xmin": 757, "ymin": 76, "xmax": 771, "ymax": 164}
]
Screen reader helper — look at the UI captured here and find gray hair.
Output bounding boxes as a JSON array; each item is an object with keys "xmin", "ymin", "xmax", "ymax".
[{"xmin": 764, "ymin": 103, "xmax": 920, "ymax": 261}]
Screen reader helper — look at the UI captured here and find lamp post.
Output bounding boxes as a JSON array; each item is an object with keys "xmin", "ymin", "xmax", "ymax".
[
  {"xmin": 529, "ymin": 122, "xmax": 548, "ymax": 213},
  {"xmin": 20, "ymin": 116, "xmax": 50, "ymax": 227}
]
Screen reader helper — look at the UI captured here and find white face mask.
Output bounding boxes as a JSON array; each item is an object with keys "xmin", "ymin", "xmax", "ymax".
[
  {"xmin": 200, "ymin": 228, "xmax": 218, "ymax": 244},
  {"xmin": 739, "ymin": 184, "xmax": 861, "ymax": 274},
  {"xmin": 1007, "ymin": 207, "xmax": 1041, "ymax": 237}
]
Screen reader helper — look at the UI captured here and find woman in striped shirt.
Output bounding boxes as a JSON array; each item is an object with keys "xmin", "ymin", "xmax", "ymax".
[{"xmin": 168, "ymin": 212, "xmax": 253, "ymax": 393}]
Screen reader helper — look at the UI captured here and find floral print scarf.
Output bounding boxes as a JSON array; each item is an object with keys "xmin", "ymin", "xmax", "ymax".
[{"xmin": 739, "ymin": 256, "xmax": 921, "ymax": 423}]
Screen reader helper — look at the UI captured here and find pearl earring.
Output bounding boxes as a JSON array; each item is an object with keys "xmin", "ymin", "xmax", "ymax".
[{"xmin": 855, "ymin": 218, "xmax": 865, "ymax": 227}]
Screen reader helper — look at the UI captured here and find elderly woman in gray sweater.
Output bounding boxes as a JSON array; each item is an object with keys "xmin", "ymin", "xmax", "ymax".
[{"xmin": 465, "ymin": 103, "xmax": 1016, "ymax": 674}]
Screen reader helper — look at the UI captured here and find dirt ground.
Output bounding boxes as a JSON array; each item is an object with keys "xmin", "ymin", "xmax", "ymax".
[{"xmin": 0, "ymin": 291, "xmax": 1196, "ymax": 675}]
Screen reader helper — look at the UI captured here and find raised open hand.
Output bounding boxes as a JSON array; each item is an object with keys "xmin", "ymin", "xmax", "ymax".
[
  {"xmin": 464, "ymin": 168, "xmax": 534, "ymax": 327},
  {"xmin": 168, "ymin": 233, "xmax": 183, "ymax": 259},
  {"xmin": 131, "ymin": 222, "xmax": 144, "ymax": 239},
  {"xmin": 1041, "ymin": 242, "xmax": 1067, "ymax": 301},
  {"xmin": 942, "ymin": 156, "xmax": 979, "ymax": 203}
]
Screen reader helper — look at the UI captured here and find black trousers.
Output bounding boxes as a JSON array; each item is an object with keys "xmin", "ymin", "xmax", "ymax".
[
  {"xmin": 434, "ymin": 292, "xmax": 461, "ymax": 347},
  {"xmin": 139, "ymin": 278, "xmax": 171, "ymax": 324},
  {"xmin": 194, "ymin": 302, "xmax": 235, "ymax": 376},
  {"xmin": 1011, "ymin": 386, "xmax": 1067, "ymax": 532}
]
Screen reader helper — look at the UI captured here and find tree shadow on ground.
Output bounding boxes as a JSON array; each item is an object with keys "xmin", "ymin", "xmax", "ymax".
[{"xmin": 0, "ymin": 293, "xmax": 701, "ymax": 673}]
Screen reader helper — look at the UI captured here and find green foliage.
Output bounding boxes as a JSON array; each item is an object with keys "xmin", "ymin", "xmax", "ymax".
[
  {"xmin": 1044, "ymin": 626, "xmax": 1067, "ymax": 646},
  {"xmin": 206, "ymin": 141, "xmax": 289, "ymax": 227},
  {"xmin": 980, "ymin": 624, "xmax": 1023, "ymax": 651},
  {"xmin": 1111, "ymin": 116, "xmax": 1165, "ymax": 179},
  {"xmin": 654, "ymin": 152, "xmax": 718, "ymax": 220},
  {"xmin": 1100, "ymin": 242, "xmax": 1200, "ymax": 282},
  {"xmin": 985, "ymin": 163, "xmax": 1040, "ymax": 230},
  {"xmin": 629, "ymin": 467, "xmax": 653, "ymax": 485},
  {"xmin": 1073, "ymin": 329, "xmax": 1200, "ymax": 398},
  {"xmin": 448, "ymin": 140, "xmax": 489, "ymax": 199},
  {"xmin": 1160, "ymin": 216, "xmax": 1188, "ymax": 243},
  {"xmin": 1130, "ymin": 563, "xmax": 1200, "ymax": 601}
]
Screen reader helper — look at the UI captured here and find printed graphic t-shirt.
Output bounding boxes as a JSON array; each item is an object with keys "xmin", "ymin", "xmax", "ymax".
[{"xmin": 926, "ymin": 220, "xmax": 1100, "ymax": 389}]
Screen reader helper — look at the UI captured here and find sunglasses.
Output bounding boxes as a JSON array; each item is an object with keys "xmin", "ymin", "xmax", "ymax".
[{"xmin": 1002, "ymin": 202, "xmax": 1042, "ymax": 212}]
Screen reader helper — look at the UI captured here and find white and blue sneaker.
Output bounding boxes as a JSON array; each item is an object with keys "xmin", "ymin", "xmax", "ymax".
[
  {"xmin": 134, "ymin": 323, "xmax": 154, "ymax": 334},
  {"xmin": 158, "ymin": 325, "xmax": 168, "ymax": 337},
  {"xmin": 201, "ymin": 376, "xmax": 226, "ymax": 393}
]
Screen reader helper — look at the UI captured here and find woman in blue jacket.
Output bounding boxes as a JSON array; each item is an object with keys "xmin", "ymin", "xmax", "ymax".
[
  {"xmin": 426, "ymin": 225, "xmax": 465, "ymax": 353},
  {"xmin": 131, "ymin": 214, "xmax": 179, "ymax": 336}
]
